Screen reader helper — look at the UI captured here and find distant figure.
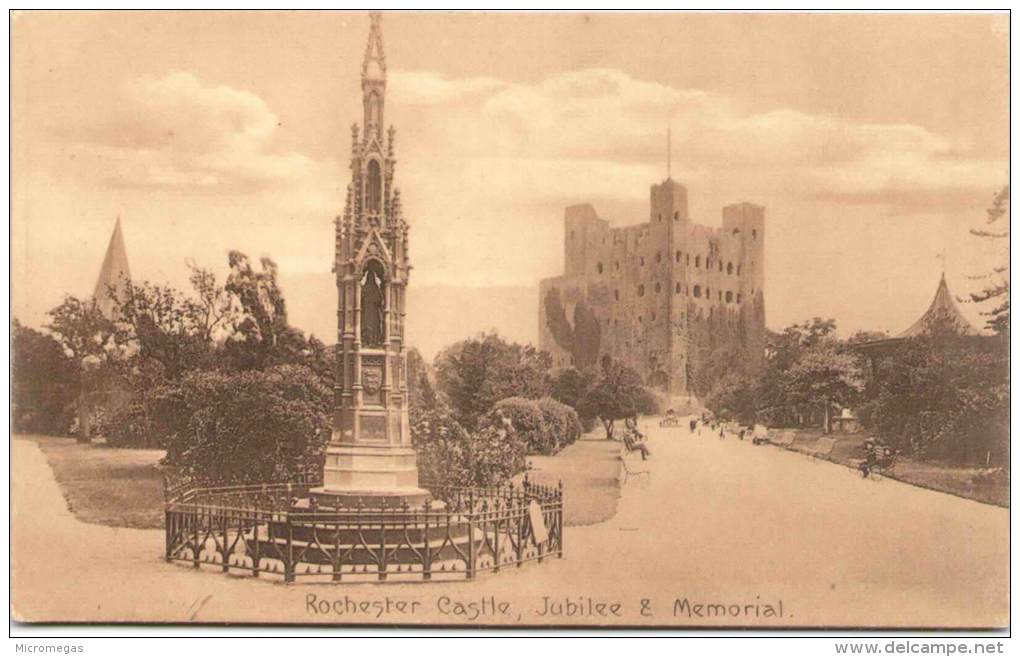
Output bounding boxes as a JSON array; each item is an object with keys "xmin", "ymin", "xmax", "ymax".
[
  {"xmin": 689, "ymin": 418, "xmax": 698, "ymax": 433},
  {"xmin": 718, "ymin": 425, "xmax": 726, "ymax": 440},
  {"xmin": 624, "ymin": 416, "xmax": 651, "ymax": 460},
  {"xmin": 738, "ymin": 427, "xmax": 747, "ymax": 441}
]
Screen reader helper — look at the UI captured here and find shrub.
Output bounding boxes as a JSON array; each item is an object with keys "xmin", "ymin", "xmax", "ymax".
[
  {"xmin": 156, "ymin": 364, "xmax": 331, "ymax": 485},
  {"xmin": 489, "ymin": 397, "xmax": 555, "ymax": 455},
  {"xmin": 536, "ymin": 397, "xmax": 582, "ymax": 449},
  {"xmin": 412, "ymin": 405, "xmax": 526, "ymax": 488}
]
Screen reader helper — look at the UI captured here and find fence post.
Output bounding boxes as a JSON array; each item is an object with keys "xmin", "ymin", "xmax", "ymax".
[
  {"xmin": 558, "ymin": 480, "xmax": 565, "ymax": 558},
  {"xmin": 252, "ymin": 507, "xmax": 261, "ymax": 578},
  {"xmin": 284, "ymin": 514, "xmax": 295, "ymax": 583},
  {"xmin": 466, "ymin": 508, "xmax": 476, "ymax": 580},
  {"xmin": 379, "ymin": 518, "xmax": 388, "ymax": 582},
  {"xmin": 192, "ymin": 507, "xmax": 200, "ymax": 569},
  {"xmin": 221, "ymin": 512, "xmax": 230, "ymax": 573},
  {"xmin": 164, "ymin": 508, "xmax": 172, "ymax": 562},
  {"xmin": 422, "ymin": 499, "xmax": 432, "ymax": 581}
]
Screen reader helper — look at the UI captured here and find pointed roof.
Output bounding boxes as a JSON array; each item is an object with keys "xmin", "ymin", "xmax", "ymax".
[
  {"xmin": 93, "ymin": 217, "xmax": 131, "ymax": 319},
  {"xmin": 361, "ymin": 11, "xmax": 386, "ymax": 81},
  {"xmin": 898, "ymin": 273, "xmax": 980, "ymax": 338}
]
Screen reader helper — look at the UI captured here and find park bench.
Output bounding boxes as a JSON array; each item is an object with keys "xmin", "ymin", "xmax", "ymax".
[
  {"xmin": 808, "ymin": 436, "xmax": 838, "ymax": 461},
  {"xmin": 769, "ymin": 431, "xmax": 796, "ymax": 447},
  {"xmin": 617, "ymin": 454, "xmax": 650, "ymax": 485}
]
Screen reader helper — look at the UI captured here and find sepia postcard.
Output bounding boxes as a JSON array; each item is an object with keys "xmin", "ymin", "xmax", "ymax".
[{"xmin": 9, "ymin": 9, "xmax": 1010, "ymax": 632}]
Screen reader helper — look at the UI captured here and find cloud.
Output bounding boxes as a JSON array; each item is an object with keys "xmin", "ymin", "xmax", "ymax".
[
  {"xmin": 391, "ymin": 67, "xmax": 1005, "ymax": 216},
  {"xmin": 65, "ymin": 71, "xmax": 332, "ymax": 194}
]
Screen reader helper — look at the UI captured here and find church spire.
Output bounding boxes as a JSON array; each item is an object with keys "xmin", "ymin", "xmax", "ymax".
[
  {"xmin": 93, "ymin": 216, "xmax": 131, "ymax": 320},
  {"xmin": 361, "ymin": 11, "xmax": 386, "ymax": 137}
]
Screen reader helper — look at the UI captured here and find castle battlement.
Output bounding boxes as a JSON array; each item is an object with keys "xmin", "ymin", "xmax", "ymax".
[{"xmin": 539, "ymin": 178, "xmax": 766, "ymax": 395}]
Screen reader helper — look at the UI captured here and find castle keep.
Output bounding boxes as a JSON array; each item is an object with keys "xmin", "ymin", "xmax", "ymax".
[{"xmin": 539, "ymin": 178, "xmax": 766, "ymax": 395}]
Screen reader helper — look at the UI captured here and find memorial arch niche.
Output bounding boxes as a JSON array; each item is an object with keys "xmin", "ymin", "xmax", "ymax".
[
  {"xmin": 360, "ymin": 258, "xmax": 386, "ymax": 348},
  {"xmin": 366, "ymin": 159, "xmax": 382, "ymax": 214}
]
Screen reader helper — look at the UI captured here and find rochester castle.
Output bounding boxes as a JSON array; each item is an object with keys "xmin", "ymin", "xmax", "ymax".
[{"xmin": 539, "ymin": 178, "xmax": 766, "ymax": 395}]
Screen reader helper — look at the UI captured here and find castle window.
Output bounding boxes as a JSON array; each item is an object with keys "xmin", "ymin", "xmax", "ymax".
[
  {"xmin": 654, "ymin": 282, "xmax": 661, "ymax": 293},
  {"xmin": 693, "ymin": 285, "xmax": 702, "ymax": 298},
  {"xmin": 752, "ymin": 229, "xmax": 757, "ymax": 239},
  {"xmin": 637, "ymin": 284, "xmax": 645, "ymax": 297},
  {"xmin": 614, "ymin": 289, "xmax": 620, "ymax": 301},
  {"xmin": 737, "ymin": 294, "xmax": 743, "ymax": 303},
  {"xmin": 695, "ymin": 255, "xmax": 701, "ymax": 268},
  {"xmin": 718, "ymin": 290, "xmax": 722, "ymax": 301},
  {"xmin": 615, "ymin": 261, "xmax": 620, "ymax": 271},
  {"xmin": 638, "ymin": 316, "xmax": 643, "ymax": 323},
  {"xmin": 674, "ymin": 211, "xmax": 679, "ymax": 221},
  {"xmin": 732, "ymin": 228, "xmax": 739, "ymax": 235},
  {"xmin": 640, "ymin": 256, "xmax": 645, "ymax": 266},
  {"xmin": 726, "ymin": 291, "xmax": 733, "ymax": 303},
  {"xmin": 651, "ymin": 312, "xmax": 657, "ymax": 322},
  {"xmin": 706, "ymin": 287, "xmax": 710, "ymax": 298},
  {"xmin": 597, "ymin": 262, "xmax": 604, "ymax": 274},
  {"xmin": 727, "ymin": 262, "xmax": 733, "ymax": 275},
  {"xmin": 656, "ymin": 252, "xmax": 662, "ymax": 263},
  {"xmin": 366, "ymin": 159, "xmax": 382, "ymax": 214},
  {"xmin": 686, "ymin": 254, "xmax": 690, "ymax": 266},
  {"xmin": 675, "ymin": 282, "xmax": 681, "ymax": 294},
  {"xmin": 718, "ymin": 261, "xmax": 723, "ymax": 272},
  {"xmin": 737, "ymin": 265, "xmax": 742, "ymax": 275},
  {"xmin": 675, "ymin": 250, "xmax": 681, "ymax": 262}
]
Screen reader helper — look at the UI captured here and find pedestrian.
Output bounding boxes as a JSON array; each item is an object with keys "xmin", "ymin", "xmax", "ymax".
[
  {"xmin": 689, "ymin": 418, "xmax": 697, "ymax": 434},
  {"xmin": 718, "ymin": 425, "xmax": 725, "ymax": 440}
]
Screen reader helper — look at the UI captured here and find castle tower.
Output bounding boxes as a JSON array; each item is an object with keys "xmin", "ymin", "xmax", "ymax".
[
  {"xmin": 313, "ymin": 12, "xmax": 428, "ymax": 508},
  {"xmin": 93, "ymin": 216, "xmax": 131, "ymax": 320}
]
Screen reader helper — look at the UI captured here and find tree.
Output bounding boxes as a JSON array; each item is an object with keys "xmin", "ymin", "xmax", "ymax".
[
  {"xmin": 406, "ymin": 347, "xmax": 437, "ymax": 413},
  {"xmin": 966, "ymin": 185, "xmax": 1009, "ymax": 336},
  {"xmin": 577, "ymin": 359, "xmax": 648, "ymax": 440},
  {"xmin": 223, "ymin": 251, "xmax": 293, "ymax": 369},
  {"xmin": 46, "ymin": 296, "xmax": 123, "ymax": 442},
  {"xmin": 433, "ymin": 332, "xmax": 551, "ymax": 430},
  {"xmin": 12, "ymin": 319, "xmax": 77, "ymax": 435},
  {"xmin": 858, "ymin": 330, "xmax": 1008, "ymax": 464},
  {"xmin": 704, "ymin": 373, "xmax": 758, "ymax": 424},
  {"xmin": 157, "ymin": 365, "xmax": 331, "ymax": 485},
  {"xmin": 186, "ymin": 262, "xmax": 236, "ymax": 343},
  {"xmin": 110, "ymin": 278, "xmax": 211, "ymax": 379},
  {"xmin": 785, "ymin": 340, "xmax": 865, "ymax": 433}
]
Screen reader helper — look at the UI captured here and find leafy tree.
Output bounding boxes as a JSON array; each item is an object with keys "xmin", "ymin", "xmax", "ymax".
[
  {"xmin": 704, "ymin": 373, "xmax": 759, "ymax": 424},
  {"xmin": 966, "ymin": 184, "xmax": 1009, "ymax": 336},
  {"xmin": 157, "ymin": 365, "xmax": 331, "ymax": 485},
  {"xmin": 186, "ymin": 262, "xmax": 236, "ymax": 343},
  {"xmin": 223, "ymin": 251, "xmax": 295, "ymax": 369},
  {"xmin": 110, "ymin": 278, "xmax": 212, "ymax": 379},
  {"xmin": 784, "ymin": 340, "xmax": 865, "ymax": 433},
  {"xmin": 577, "ymin": 359, "xmax": 649, "ymax": 440},
  {"xmin": 406, "ymin": 347, "xmax": 437, "ymax": 412},
  {"xmin": 411, "ymin": 405, "xmax": 527, "ymax": 488},
  {"xmin": 433, "ymin": 332, "xmax": 551, "ymax": 430},
  {"xmin": 12, "ymin": 319, "xmax": 77, "ymax": 434},
  {"xmin": 46, "ymin": 296, "xmax": 123, "ymax": 442},
  {"xmin": 857, "ymin": 330, "xmax": 1008, "ymax": 464}
]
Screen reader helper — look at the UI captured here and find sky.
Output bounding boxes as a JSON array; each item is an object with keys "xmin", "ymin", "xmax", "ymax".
[{"xmin": 11, "ymin": 11, "xmax": 1010, "ymax": 355}]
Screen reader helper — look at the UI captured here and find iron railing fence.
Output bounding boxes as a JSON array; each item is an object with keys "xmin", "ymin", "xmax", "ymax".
[{"xmin": 164, "ymin": 475, "xmax": 563, "ymax": 582}]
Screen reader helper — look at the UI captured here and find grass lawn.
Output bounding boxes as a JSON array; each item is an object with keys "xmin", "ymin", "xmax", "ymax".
[
  {"xmin": 782, "ymin": 429, "xmax": 1009, "ymax": 508},
  {"xmin": 22, "ymin": 434, "xmax": 167, "ymax": 529},
  {"xmin": 21, "ymin": 431, "xmax": 623, "ymax": 531},
  {"xmin": 520, "ymin": 433, "xmax": 621, "ymax": 526}
]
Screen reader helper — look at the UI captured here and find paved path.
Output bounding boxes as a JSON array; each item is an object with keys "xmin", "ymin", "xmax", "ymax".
[{"xmin": 12, "ymin": 420, "xmax": 1009, "ymax": 628}]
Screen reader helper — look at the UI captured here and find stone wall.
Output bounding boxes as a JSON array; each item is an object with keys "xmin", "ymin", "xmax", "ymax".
[{"xmin": 539, "ymin": 179, "xmax": 766, "ymax": 395}]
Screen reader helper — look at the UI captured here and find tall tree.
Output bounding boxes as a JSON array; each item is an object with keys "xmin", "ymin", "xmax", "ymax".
[
  {"xmin": 46, "ymin": 296, "xmax": 122, "ymax": 442},
  {"xmin": 967, "ymin": 184, "xmax": 1009, "ymax": 335},
  {"xmin": 785, "ymin": 340, "xmax": 865, "ymax": 434}
]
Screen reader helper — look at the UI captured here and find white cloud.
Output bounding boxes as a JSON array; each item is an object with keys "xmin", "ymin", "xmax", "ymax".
[
  {"xmin": 67, "ymin": 71, "xmax": 334, "ymax": 195},
  {"xmin": 391, "ymin": 67, "xmax": 1004, "ymax": 215}
]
